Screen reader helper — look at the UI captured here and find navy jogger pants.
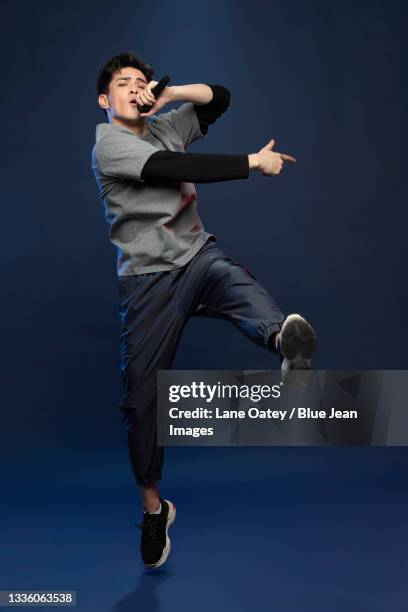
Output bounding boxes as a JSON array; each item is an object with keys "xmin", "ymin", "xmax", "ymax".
[{"xmin": 116, "ymin": 238, "xmax": 287, "ymax": 486}]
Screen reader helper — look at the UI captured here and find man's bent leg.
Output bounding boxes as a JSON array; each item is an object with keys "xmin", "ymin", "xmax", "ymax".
[
  {"xmin": 190, "ymin": 249, "xmax": 316, "ymax": 369},
  {"xmin": 191, "ymin": 252, "xmax": 288, "ymax": 355}
]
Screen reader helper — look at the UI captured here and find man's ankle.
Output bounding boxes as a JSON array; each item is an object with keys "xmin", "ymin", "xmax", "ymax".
[
  {"xmin": 140, "ymin": 482, "xmax": 161, "ymax": 513},
  {"xmin": 144, "ymin": 499, "xmax": 161, "ymax": 513}
]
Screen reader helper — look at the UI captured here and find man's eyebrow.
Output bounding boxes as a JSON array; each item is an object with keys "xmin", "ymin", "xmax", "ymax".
[{"xmin": 115, "ymin": 76, "xmax": 147, "ymax": 84}]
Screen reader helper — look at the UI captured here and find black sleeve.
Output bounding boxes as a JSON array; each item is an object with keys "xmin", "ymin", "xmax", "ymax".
[
  {"xmin": 193, "ymin": 84, "xmax": 231, "ymax": 135},
  {"xmin": 141, "ymin": 150, "xmax": 249, "ymax": 184}
]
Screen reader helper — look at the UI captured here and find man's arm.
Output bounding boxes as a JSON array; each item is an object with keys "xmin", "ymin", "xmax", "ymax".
[
  {"xmin": 170, "ymin": 83, "xmax": 214, "ymax": 105},
  {"xmin": 139, "ymin": 83, "xmax": 296, "ymax": 183},
  {"xmin": 170, "ymin": 83, "xmax": 231, "ymax": 136},
  {"xmin": 194, "ymin": 85, "xmax": 230, "ymax": 135},
  {"xmin": 142, "ymin": 83, "xmax": 246, "ymax": 182},
  {"xmin": 141, "ymin": 146, "xmax": 294, "ymax": 183},
  {"xmin": 141, "ymin": 151, "xmax": 249, "ymax": 183}
]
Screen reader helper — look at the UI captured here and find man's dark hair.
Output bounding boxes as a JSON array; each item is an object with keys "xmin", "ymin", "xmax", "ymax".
[{"xmin": 96, "ymin": 51, "xmax": 155, "ymax": 117}]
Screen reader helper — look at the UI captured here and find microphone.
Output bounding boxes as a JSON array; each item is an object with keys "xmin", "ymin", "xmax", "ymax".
[{"xmin": 137, "ymin": 75, "xmax": 171, "ymax": 113}]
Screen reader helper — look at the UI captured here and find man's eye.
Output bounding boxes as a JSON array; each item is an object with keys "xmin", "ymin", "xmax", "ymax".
[{"xmin": 117, "ymin": 83, "xmax": 145, "ymax": 89}]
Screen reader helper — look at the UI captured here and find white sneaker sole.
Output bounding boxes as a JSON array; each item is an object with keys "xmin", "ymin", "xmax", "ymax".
[
  {"xmin": 145, "ymin": 499, "xmax": 176, "ymax": 569},
  {"xmin": 279, "ymin": 314, "xmax": 317, "ymax": 370}
]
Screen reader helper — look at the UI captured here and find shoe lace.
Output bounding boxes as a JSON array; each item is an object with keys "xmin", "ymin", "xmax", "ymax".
[{"xmin": 135, "ymin": 514, "xmax": 165, "ymax": 544}]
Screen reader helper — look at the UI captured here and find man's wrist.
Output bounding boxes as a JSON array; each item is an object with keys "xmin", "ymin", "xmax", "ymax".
[{"xmin": 248, "ymin": 154, "xmax": 260, "ymax": 171}]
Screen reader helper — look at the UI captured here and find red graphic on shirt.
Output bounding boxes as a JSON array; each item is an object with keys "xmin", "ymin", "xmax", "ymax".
[
  {"xmin": 179, "ymin": 191, "xmax": 196, "ymax": 212},
  {"xmin": 163, "ymin": 183, "xmax": 198, "ymax": 229}
]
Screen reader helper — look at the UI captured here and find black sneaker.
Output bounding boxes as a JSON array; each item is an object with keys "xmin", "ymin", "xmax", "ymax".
[
  {"xmin": 277, "ymin": 314, "xmax": 317, "ymax": 387},
  {"xmin": 136, "ymin": 498, "xmax": 176, "ymax": 568}
]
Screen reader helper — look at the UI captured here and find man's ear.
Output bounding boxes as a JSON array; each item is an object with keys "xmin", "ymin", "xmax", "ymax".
[{"xmin": 98, "ymin": 93, "xmax": 110, "ymax": 110}]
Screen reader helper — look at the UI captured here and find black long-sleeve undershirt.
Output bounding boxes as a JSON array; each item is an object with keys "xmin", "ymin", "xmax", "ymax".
[
  {"xmin": 141, "ymin": 84, "xmax": 250, "ymax": 184},
  {"xmin": 193, "ymin": 84, "xmax": 231, "ymax": 135},
  {"xmin": 142, "ymin": 151, "xmax": 249, "ymax": 183}
]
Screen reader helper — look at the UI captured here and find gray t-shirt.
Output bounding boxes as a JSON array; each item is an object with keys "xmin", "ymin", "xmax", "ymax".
[{"xmin": 91, "ymin": 102, "xmax": 215, "ymax": 276}]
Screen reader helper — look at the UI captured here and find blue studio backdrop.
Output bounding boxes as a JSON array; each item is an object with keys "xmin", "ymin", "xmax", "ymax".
[{"xmin": 1, "ymin": 1, "xmax": 408, "ymax": 611}]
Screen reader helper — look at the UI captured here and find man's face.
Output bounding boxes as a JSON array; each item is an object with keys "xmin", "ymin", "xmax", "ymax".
[{"xmin": 98, "ymin": 66, "xmax": 148, "ymax": 122}]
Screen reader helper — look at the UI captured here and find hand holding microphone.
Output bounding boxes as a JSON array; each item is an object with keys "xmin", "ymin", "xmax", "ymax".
[{"xmin": 137, "ymin": 75, "xmax": 171, "ymax": 116}]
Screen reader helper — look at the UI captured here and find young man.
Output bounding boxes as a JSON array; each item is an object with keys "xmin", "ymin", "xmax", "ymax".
[{"xmin": 92, "ymin": 51, "xmax": 317, "ymax": 569}]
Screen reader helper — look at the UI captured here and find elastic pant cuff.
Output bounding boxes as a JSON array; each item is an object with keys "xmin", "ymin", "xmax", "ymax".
[
  {"xmin": 264, "ymin": 318, "xmax": 286, "ymax": 353},
  {"xmin": 136, "ymin": 471, "xmax": 162, "ymax": 487}
]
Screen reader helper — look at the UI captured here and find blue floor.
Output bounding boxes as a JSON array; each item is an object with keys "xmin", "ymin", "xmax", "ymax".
[{"xmin": 1, "ymin": 446, "xmax": 407, "ymax": 611}]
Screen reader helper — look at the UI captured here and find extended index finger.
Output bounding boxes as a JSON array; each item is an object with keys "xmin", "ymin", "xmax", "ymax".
[{"xmin": 280, "ymin": 153, "xmax": 296, "ymax": 162}]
